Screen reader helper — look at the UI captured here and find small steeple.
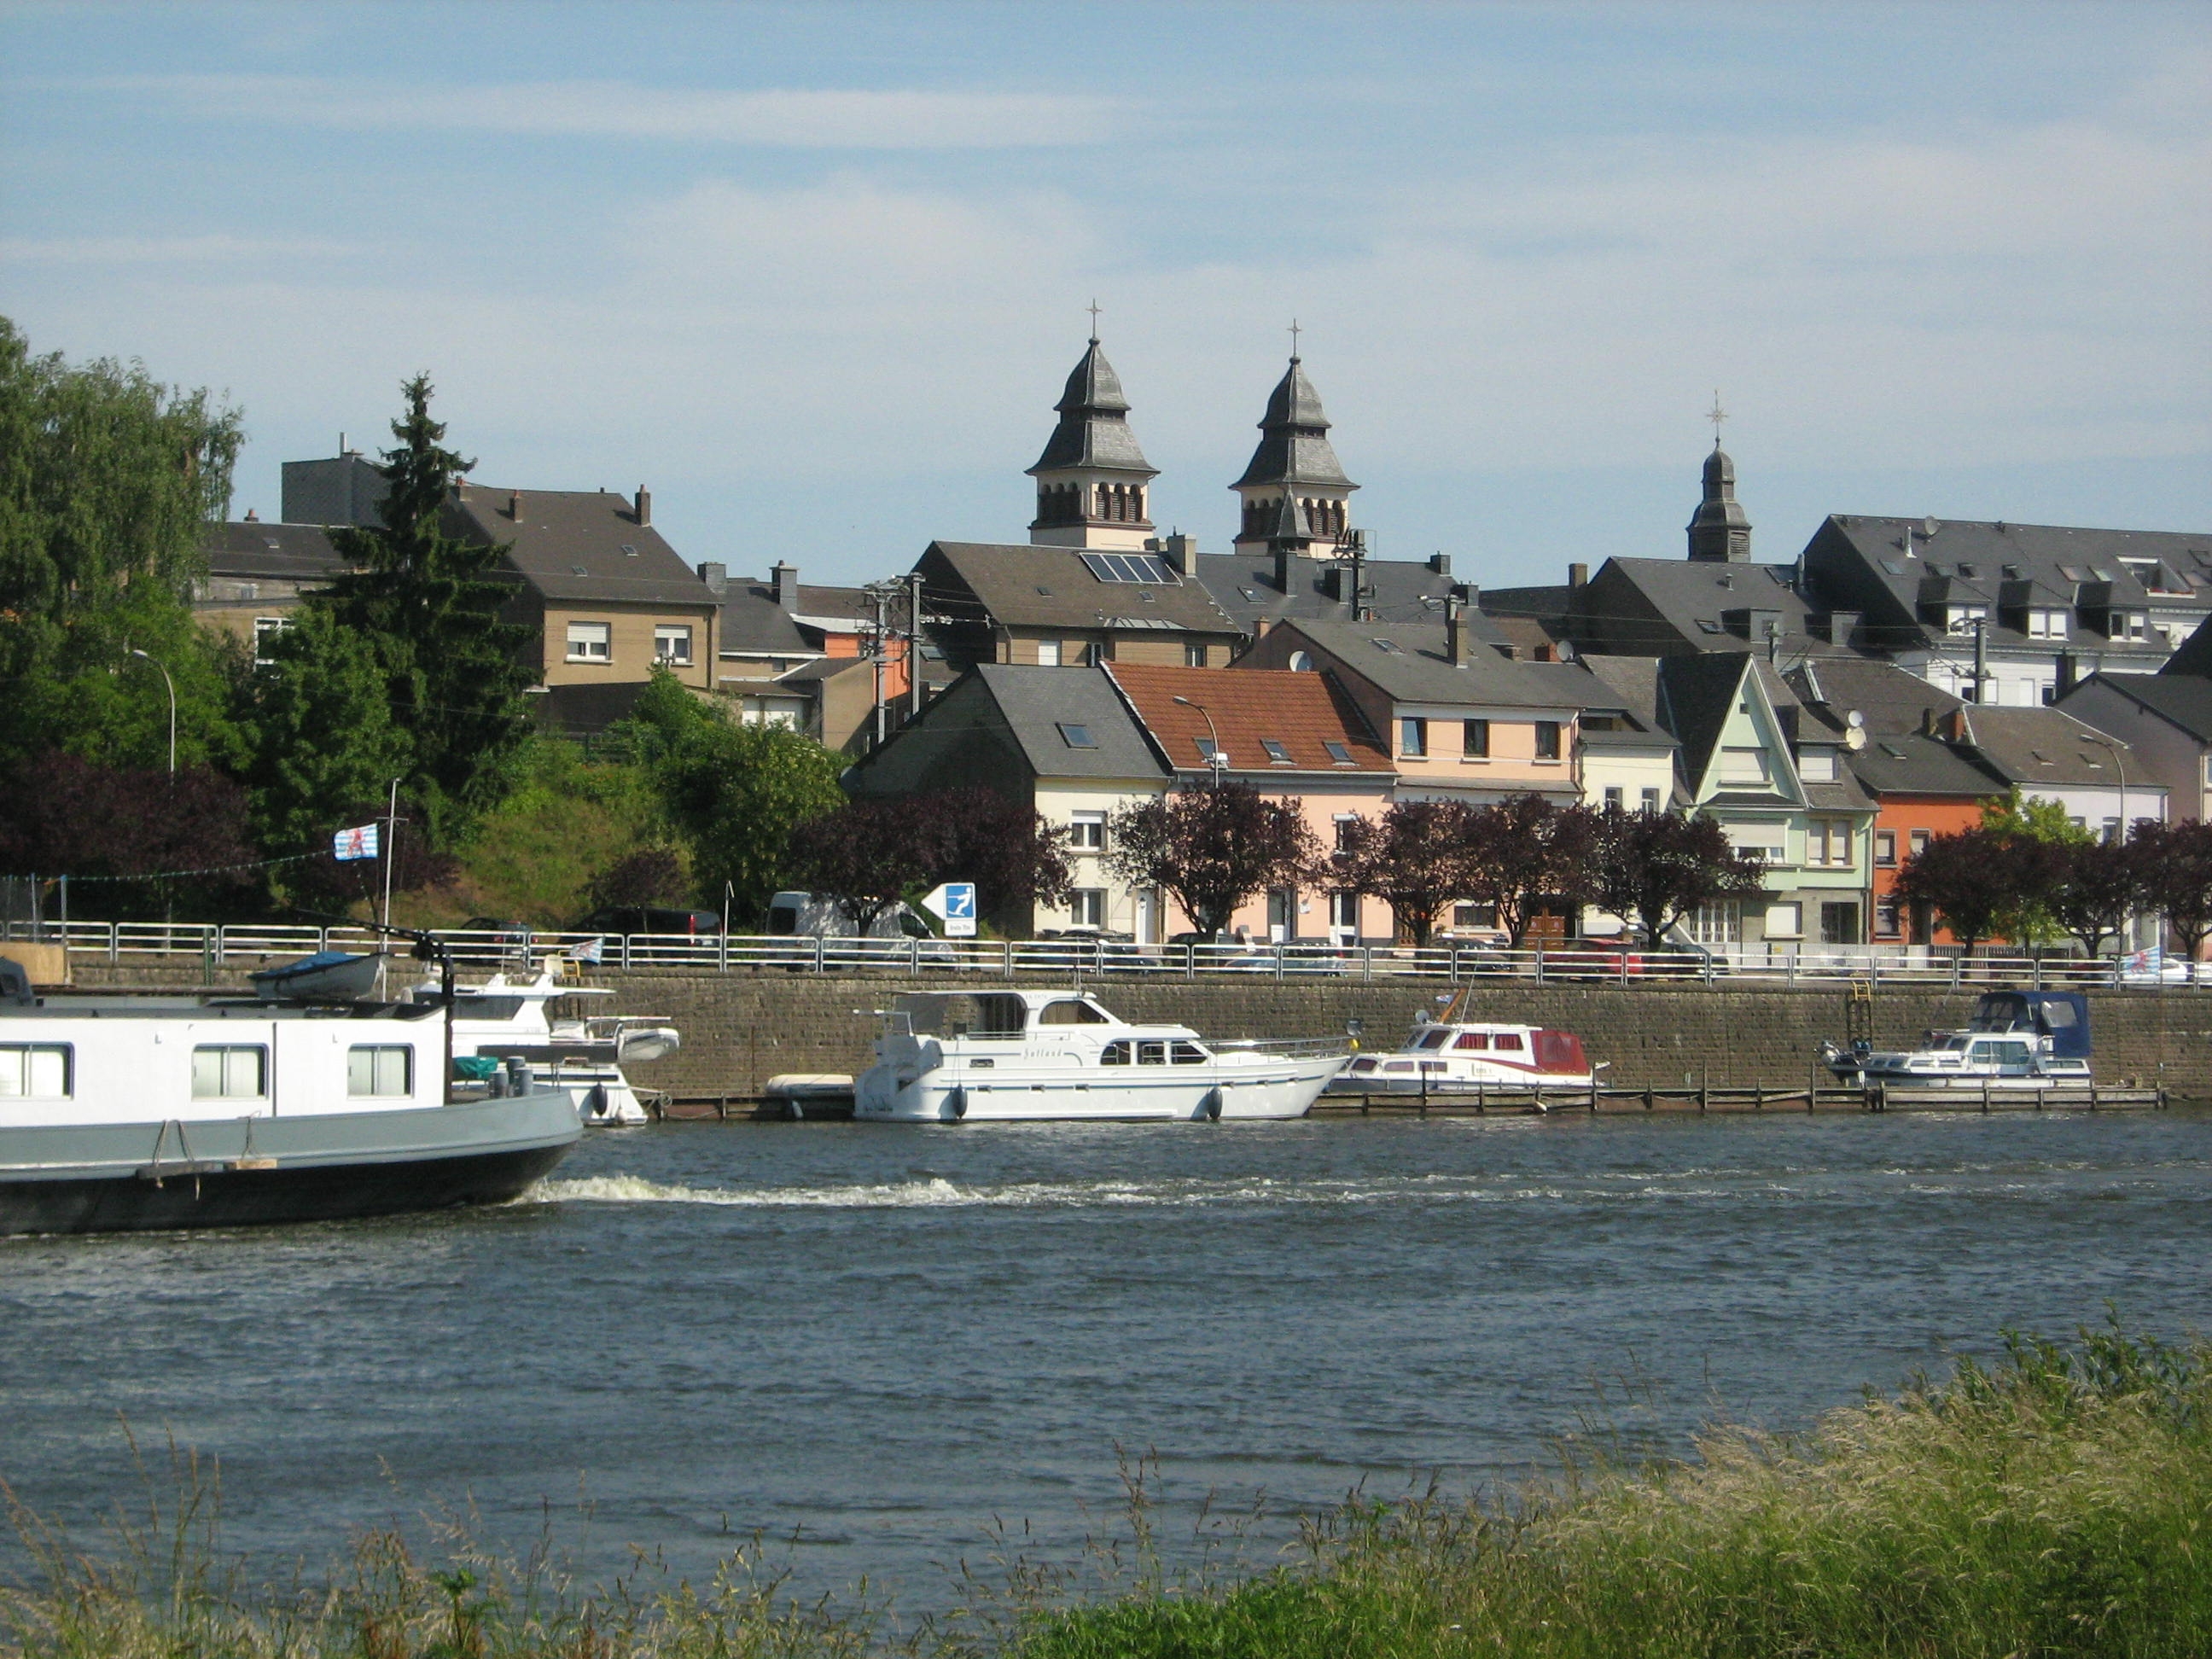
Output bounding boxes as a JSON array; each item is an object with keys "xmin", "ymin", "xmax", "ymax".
[
  {"xmin": 1027, "ymin": 320, "xmax": 1159, "ymax": 550},
  {"xmin": 1231, "ymin": 337, "xmax": 1358, "ymax": 558},
  {"xmin": 1686, "ymin": 395, "xmax": 1751, "ymax": 562}
]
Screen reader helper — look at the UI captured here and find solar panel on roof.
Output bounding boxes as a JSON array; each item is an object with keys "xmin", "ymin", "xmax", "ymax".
[{"xmin": 1080, "ymin": 552, "xmax": 1177, "ymax": 585}]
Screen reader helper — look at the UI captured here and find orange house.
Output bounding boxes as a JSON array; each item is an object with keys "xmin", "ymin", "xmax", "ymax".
[{"xmin": 1847, "ymin": 731, "xmax": 2008, "ymax": 945}]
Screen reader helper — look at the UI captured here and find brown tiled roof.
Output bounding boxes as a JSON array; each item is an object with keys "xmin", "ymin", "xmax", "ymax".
[{"xmin": 1105, "ymin": 662, "xmax": 1392, "ymax": 777}]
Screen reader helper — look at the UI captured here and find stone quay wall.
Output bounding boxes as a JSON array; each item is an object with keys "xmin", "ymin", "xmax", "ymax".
[{"xmin": 55, "ymin": 962, "xmax": 2212, "ymax": 1099}]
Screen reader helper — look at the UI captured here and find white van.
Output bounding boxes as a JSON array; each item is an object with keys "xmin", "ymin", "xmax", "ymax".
[{"xmin": 764, "ymin": 892, "xmax": 961, "ymax": 969}]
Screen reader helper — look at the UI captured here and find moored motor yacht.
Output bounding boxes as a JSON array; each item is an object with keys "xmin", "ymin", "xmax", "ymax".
[
  {"xmin": 1330, "ymin": 992, "xmax": 1598, "ymax": 1096},
  {"xmin": 415, "ymin": 967, "xmax": 680, "ymax": 1126},
  {"xmin": 1822, "ymin": 990, "xmax": 2093, "ymax": 1089},
  {"xmin": 854, "ymin": 990, "xmax": 1345, "ymax": 1122},
  {"xmin": 0, "ymin": 956, "xmax": 579, "ymax": 1237}
]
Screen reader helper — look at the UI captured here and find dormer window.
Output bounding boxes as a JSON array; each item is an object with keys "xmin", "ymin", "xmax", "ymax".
[
  {"xmin": 1946, "ymin": 605, "xmax": 1988, "ymax": 635},
  {"xmin": 2109, "ymin": 612, "xmax": 2148, "ymax": 641},
  {"xmin": 2027, "ymin": 608, "xmax": 2068, "ymax": 639}
]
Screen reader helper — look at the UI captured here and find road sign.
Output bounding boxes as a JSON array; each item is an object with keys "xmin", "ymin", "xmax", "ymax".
[{"xmin": 923, "ymin": 881, "xmax": 978, "ymax": 937}]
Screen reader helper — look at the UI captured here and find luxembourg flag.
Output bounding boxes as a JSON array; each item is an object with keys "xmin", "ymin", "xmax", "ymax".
[{"xmin": 333, "ymin": 823, "xmax": 381, "ymax": 861}]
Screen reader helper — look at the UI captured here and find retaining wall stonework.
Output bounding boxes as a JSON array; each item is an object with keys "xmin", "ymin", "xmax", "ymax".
[{"xmin": 55, "ymin": 962, "xmax": 2212, "ymax": 1098}]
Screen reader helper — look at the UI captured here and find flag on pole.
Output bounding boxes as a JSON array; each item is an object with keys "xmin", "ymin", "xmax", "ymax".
[
  {"xmin": 333, "ymin": 824, "xmax": 381, "ymax": 861},
  {"xmin": 573, "ymin": 935, "xmax": 604, "ymax": 965}
]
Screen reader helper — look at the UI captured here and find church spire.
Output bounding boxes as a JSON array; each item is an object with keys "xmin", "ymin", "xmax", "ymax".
[
  {"xmin": 1027, "ymin": 323, "xmax": 1159, "ymax": 550},
  {"xmin": 1686, "ymin": 395, "xmax": 1751, "ymax": 562},
  {"xmin": 1231, "ymin": 339, "xmax": 1358, "ymax": 557}
]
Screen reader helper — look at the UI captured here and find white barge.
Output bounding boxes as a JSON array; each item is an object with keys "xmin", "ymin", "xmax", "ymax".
[
  {"xmin": 0, "ymin": 956, "xmax": 579, "ymax": 1237},
  {"xmin": 855, "ymin": 990, "xmax": 1345, "ymax": 1123}
]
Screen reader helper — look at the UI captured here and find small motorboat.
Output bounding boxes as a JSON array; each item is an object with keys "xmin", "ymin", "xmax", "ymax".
[
  {"xmin": 1823, "ymin": 990, "xmax": 2093, "ymax": 1088},
  {"xmin": 856, "ymin": 990, "xmax": 1346, "ymax": 1123},
  {"xmin": 1330, "ymin": 991, "xmax": 1598, "ymax": 1095},
  {"xmin": 247, "ymin": 950, "xmax": 386, "ymax": 1004},
  {"xmin": 414, "ymin": 966, "xmax": 680, "ymax": 1126}
]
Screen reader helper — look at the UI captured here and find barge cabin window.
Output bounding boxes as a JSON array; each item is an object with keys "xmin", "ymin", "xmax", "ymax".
[
  {"xmin": 0, "ymin": 1044, "xmax": 71, "ymax": 1097},
  {"xmin": 192, "ymin": 1045, "xmax": 266, "ymax": 1099},
  {"xmin": 348, "ymin": 1045, "xmax": 414, "ymax": 1097}
]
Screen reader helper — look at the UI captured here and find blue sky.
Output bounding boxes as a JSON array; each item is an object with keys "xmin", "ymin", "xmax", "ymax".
[{"xmin": 3, "ymin": 1, "xmax": 2207, "ymax": 590}]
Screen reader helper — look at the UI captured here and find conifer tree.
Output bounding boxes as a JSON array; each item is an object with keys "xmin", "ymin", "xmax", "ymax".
[{"xmin": 320, "ymin": 374, "xmax": 534, "ymax": 846}]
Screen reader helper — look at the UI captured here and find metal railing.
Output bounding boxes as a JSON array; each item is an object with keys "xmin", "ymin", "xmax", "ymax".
[{"xmin": 4, "ymin": 919, "xmax": 2203, "ymax": 991}]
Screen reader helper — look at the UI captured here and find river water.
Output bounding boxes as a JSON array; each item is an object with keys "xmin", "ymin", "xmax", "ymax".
[{"xmin": 3, "ymin": 1111, "xmax": 2209, "ymax": 1609}]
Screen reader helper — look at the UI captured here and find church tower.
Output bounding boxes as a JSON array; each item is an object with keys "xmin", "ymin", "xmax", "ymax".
[
  {"xmin": 1027, "ymin": 333, "xmax": 1160, "ymax": 550},
  {"xmin": 1231, "ymin": 345, "xmax": 1358, "ymax": 558},
  {"xmin": 1686, "ymin": 440, "xmax": 1752, "ymax": 562}
]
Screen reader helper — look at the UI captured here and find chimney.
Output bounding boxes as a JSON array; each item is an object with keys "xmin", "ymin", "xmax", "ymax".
[
  {"xmin": 509, "ymin": 490, "xmax": 523, "ymax": 520},
  {"xmin": 772, "ymin": 560, "xmax": 799, "ymax": 610},
  {"xmin": 635, "ymin": 486, "xmax": 651, "ymax": 526},
  {"xmin": 1159, "ymin": 532, "xmax": 1199, "ymax": 576},
  {"xmin": 699, "ymin": 561, "xmax": 728, "ymax": 597},
  {"xmin": 243, "ymin": 507, "xmax": 259, "ymax": 522},
  {"xmin": 1569, "ymin": 562, "xmax": 1589, "ymax": 590},
  {"xmin": 2055, "ymin": 651, "xmax": 2080, "ymax": 698},
  {"xmin": 1322, "ymin": 563, "xmax": 1348, "ymax": 602},
  {"xmin": 1824, "ymin": 610, "xmax": 1860, "ymax": 646},
  {"xmin": 1920, "ymin": 707, "xmax": 1937, "ymax": 737},
  {"xmin": 1273, "ymin": 544, "xmax": 1294, "ymax": 593},
  {"xmin": 1946, "ymin": 707, "xmax": 1969, "ymax": 742},
  {"xmin": 1446, "ymin": 596, "xmax": 1468, "ymax": 667},
  {"xmin": 1429, "ymin": 551, "xmax": 1451, "ymax": 575}
]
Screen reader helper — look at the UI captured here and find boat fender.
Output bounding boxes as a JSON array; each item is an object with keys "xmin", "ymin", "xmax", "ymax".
[
  {"xmin": 1203, "ymin": 1087, "xmax": 1223, "ymax": 1121},
  {"xmin": 947, "ymin": 1087, "xmax": 968, "ymax": 1121},
  {"xmin": 584, "ymin": 1082, "xmax": 609, "ymax": 1121}
]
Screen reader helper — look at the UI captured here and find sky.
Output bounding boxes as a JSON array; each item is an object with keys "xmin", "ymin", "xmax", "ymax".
[{"xmin": 3, "ymin": 1, "xmax": 2208, "ymax": 591}]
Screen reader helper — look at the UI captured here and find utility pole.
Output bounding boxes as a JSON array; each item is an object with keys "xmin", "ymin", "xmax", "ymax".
[
  {"xmin": 870, "ymin": 584, "xmax": 889, "ymax": 748},
  {"xmin": 380, "ymin": 777, "xmax": 403, "ymax": 934},
  {"xmin": 908, "ymin": 570, "xmax": 927, "ymax": 719}
]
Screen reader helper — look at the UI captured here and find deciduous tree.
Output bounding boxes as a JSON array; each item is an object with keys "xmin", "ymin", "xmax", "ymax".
[
  {"xmin": 0, "ymin": 753, "xmax": 257, "ymax": 918},
  {"xmin": 1331, "ymin": 801, "xmax": 1477, "ymax": 948},
  {"xmin": 2128, "ymin": 819, "xmax": 2212, "ymax": 981},
  {"xmin": 1464, "ymin": 795, "xmax": 1600, "ymax": 947},
  {"xmin": 2046, "ymin": 836, "xmax": 2148, "ymax": 958},
  {"xmin": 1107, "ymin": 783, "xmax": 1318, "ymax": 940},
  {"xmin": 1588, "ymin": 807, "xmax": 1767, "ymax": 949}
]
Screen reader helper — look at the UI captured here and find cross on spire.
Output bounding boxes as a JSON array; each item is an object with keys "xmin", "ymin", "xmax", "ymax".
[
  {"xmin": 1707, "ymin": 388, "xmax": 1728, "ymax": 450},
  {"xmin": 1288, "ymin": 317, "xmax": 1302, "ymax": 360},
  {"xmin": 1086, "ymin": 299, "xmax": 1103, "ymax": 342}
]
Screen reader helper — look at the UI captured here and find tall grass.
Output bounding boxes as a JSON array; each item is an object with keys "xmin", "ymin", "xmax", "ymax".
[{"xmin": 3, "ymin": 1320, "xmax": 2204, "ymax": 1657}]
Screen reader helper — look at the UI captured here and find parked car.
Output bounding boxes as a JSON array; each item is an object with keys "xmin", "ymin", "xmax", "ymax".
[
  {"xmin": 764, "ymin": 891, "xmax": 962, "ymax": 970},
  {"xmin": 573, "ymin": 905, "xmax": 723, "ymax": 936}
]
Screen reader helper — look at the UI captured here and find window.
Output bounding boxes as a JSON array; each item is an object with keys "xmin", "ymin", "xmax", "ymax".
[
  {"xmin": 1193, "ymin": 736, "xmax": 1225, "ymax": 765},
  {"xmin": 1371, "ymin": 637, "xmax": 1404, "ymax": 654},
  {"xmin": 1534, "ymin": 721, "xmax": 1562, "ymax": 760},
  {"xmin": 1171, "ymin": 1041, "xmax": 1208, "ymax": 1065},
  {"xmin": 1070, "ymin": 888, "xmax": 1106, "ymax": 928},
  {"xmin": 1819, "ymin": 902, "xmax": 1860, "ymax": 946},
  {"xmin": 1330, "ymin": 890, "xmax": 1360, "ymax": 931},
  {"xmin": 1806, "ymin": 819, "xmax": 1853, "ymax": 867},
  {"xmin": 1765, "ymin": 902, "xmax": 1804, "ymax": 938},
  {"xmin": 1603, "ymin": 786, "xmax": 1624, "ymax": 809},
  {"xmin": 1462, "ymin": 719, "xmax": 1490, "ymax": 758},
  {"xmin": 1100, "ymin": 1039, "xmax": 1131, "ymax": 1066},
  {"xmin": 1875, "ymin": 897, "xmax": 1902, "ymax": 938},
  {"xmin": 1400, "ymin": 717, "xmax": 1428, "ymax": 757},
  {"xmin": 0, "ymin": 1045, "xmax": 71, "ymax": 1098},
  {"xmin": 191, "ymin": 1045, "xmax": 266, "ymax": 1099},
  {"xmin": 1453, "ymin": 1032, "xmax": 1491, "ymax": 1051},
  {"xmin": 1797, "ymin": 748, "xmax": 1837, "ymax": 783},
  {"xmin": 1035, "ymin": 639, "xmax": 1062, "ymax": 667},
  {"xmin": 1056, "ymin": 722, "xmax": 1097, "ymax": 748},
  {"xmin": 654, "ymin": 625, "xmax": 693, "ymax": 667},
  {"xmin": 2102, "ymin": 818, "xmax": 2122, "ymax": 844},
  {"xmin": 1079, "ymin": 552, "xmax": 1178, "ymax": 585},
  {"xmin": 1082, "ymin": 640, "xmax": 1109, "ymax": 666},
  {"xmin": 1718, "ymin": 747, "xmax": 1771, "ymax": 785},
  {"xmin": 1324, "ymin": 740, "xmax": 1353, "ymax": 765},
  {"xmin": 565, "ymin": 620, "xmax": 612, "ymax": 662},
  {"xmin": 2110, "ymin": 613, "xmax": 2147, "ymax": 641},
  {"xmin": 2028, "ymin": 609, "xmax": 2067, "ymax": 639},
  {"xmin": 253, "ymin": 616, "xmax": 291, "ymax": 667},
  {"xmin": 1690, "ymin": 900, "xmax": 1742, "ymax": 945},
  {"xmin": 1039, "ymin": 999, "xmax": 1110, "ymax": 1024},
  {"xmin": 1453, "ymin": 901, "xmax": 1498, "ymax": 928},
  {"xmin": 1334, "ymin": 814, "xmax": 1359, "ymax": 851},
  {"xmin": 1185, "ymin": 642, "xmax": 1209, "ymax": 668},
  {"xmin": 1137, "ymin": 1040, "xmax": 1168, "ymax": 1065},
  {"xmin": 1947, "ymin": 607, "xmax": 1988, "ymax": 635},
  {"xmin": 1640, "ymin": 787, "xmax": 1662, "ymax": 812},
  {"xmin": 1874, "ymin": 830, "xmax": 1897, "ymax": 868},
  {"xmin": 1261, "ymin": 738, "xmax": 1292, "ymax": 764},
  {"xmin": 1909, "ymin": 828, "xmax": 1931, "ymax": 858},
  {"xmin": 1068, "ymin": 812, "xmax": 1106, "ymax": 852},
  {"xmin": 347, "ymin": 1045, "xmax": 413, "ymax": 1097}
]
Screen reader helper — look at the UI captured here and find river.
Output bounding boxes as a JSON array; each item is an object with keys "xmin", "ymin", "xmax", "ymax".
[{"xmin": 2, "ymin": 1110, "xmax": 2207, "ymax": 1610}]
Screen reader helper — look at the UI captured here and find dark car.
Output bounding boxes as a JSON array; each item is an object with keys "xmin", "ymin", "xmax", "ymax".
[{"xmin": 573, "ymin": 906, "xmax": 723, "ymax": 936}]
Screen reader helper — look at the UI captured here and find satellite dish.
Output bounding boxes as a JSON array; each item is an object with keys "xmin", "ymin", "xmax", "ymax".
[
  {"xmin": 1847, "ymin": 708, "xmax": 1866, "ymax": 728},
  {"xmin": 1923, "ymin": 516, "xmax": 1941, "ymax": 538}
]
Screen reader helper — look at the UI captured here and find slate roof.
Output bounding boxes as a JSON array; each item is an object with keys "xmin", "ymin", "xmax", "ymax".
[
  {"xmin": 1653, "ymin": 651, "xmax": 1874, "ymax": 811},
  {"xmin": 921, "ymin": 541, "xmax": 1241, "ymax": 635},
  {"xmin": 1953, "ymin": 706, "xmax": 2139, "ymax": 789},
  {"xmin": 1231, "ymin": 358, "xmax": 1357, "ymax": 491},
  {"xmin": 1802, "ymin": 514, "xmax": 2209, "ymax": 655},
  {"xmin": 1027, "ymin": 340, "xmax": 1157, "ymax": 478},
  {"xmin": 1783, "ymin": 655, "xmax": 1964, "ymax": 736},
  {"xmin": 2069, "ymin": 672, "xmax": 2212, "ymax": 742},
  {"xmin": 1266, "ymin": 619, "xmax": 1587, "ymax": 711},
  {"xmin": 1579, "ymin": 655, "xmax": 1664, "ymax": 727},
  {"xmin": 451, "ymin": 486, "xmax": 713, "ymax": 608},
  {"xmin": 716, "ymin": 581, "xmax": 817, "ymax": 655},
  {"xmin": 200, "ymin": 521, "xmax": 346, "ymax": 581},
  {"xmin": 1585, "ymin": 556, "xmax": 1835, "ymax": 655},
  {"xmin": 794, "ymin": 585, "xmax": 870, "ymax": 629},
  {"xmin": 970, "ymin": 665, "xmax": 1166, "ymax": 780},
  {"xmin": 1848, "ymin": 731, "xmax": 2011, "ymax": 799},
  {"xmin": 1190, "ymin": 551, "xmax": 1480, "ymax": 634},
  {"xmin": 1105, "ymin": 661, "xmax": 1393, "ymax": 777}
]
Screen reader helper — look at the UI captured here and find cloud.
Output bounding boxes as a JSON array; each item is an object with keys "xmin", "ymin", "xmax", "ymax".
[{"xmin": 62, "ymin": 74, "xmax": 1130, "ymax": 148}]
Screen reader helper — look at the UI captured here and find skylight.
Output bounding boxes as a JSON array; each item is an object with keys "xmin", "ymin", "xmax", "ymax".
[
  {"xmin": 1057, "ymin": 723, "xmax": 1097, "ymax": 749},
  {"xmin": 2059, "ymin": 566, "xmax": 2084, "ymax": 582},
  {"xmin": 1697, "ymin": 619, "xmax": 1723, "ymax": 634},
  {"xmin": 1035, "ymin": 585, "xmax": 1053, "ymax": 597},
  {"xmin": 2090, "ymin": 567, "xmax": 2116, "ymax": 582},
  {"xmin": 1879, "ymin": 559, "xmax": 1905, "ymax": 576},
  {"xmin": 621, "ymin": 544, "xmax": 638, "ymax": 557},
  {"xmin": 571, "ymin": 564, "xmax": 589, "ymax": 576},
  {"xmin": 1081, "ymin": 552, "xmax": 1178, "ymax": 585},
  {"xmin": 1192, "ymin": 737, "xmax": 1224, "ymax": 764},
  {"xmin": 1371, "ymin": 638, "xmax": 1403, "ymax": 654},
  {"xmin": 1324, "ymin": 740, "xmax": 1353, "ymax": 765},
  {"xmin": 1261, "ymin": 738, "xmax": 1292, "ymax": 763}
]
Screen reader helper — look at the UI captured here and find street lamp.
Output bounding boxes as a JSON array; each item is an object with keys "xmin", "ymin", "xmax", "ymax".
[
  {"xmin": 1172, "ymin": 696, "xmax": 1226, "ymax": 789},
  {"xmin": 129, "ymin": 649, "xmax": 176, "ymax": 775}
]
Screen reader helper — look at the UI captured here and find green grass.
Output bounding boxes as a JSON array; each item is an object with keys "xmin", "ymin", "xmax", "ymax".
[{"xmin": 3, "ymin": 1320, "xmax": 2205, "ymax": 1657}]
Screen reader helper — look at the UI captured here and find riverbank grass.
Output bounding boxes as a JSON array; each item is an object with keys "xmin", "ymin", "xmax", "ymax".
[{"xmin": 3, "ymin": 1322, "xmax": 2204, "ymax": 1656}]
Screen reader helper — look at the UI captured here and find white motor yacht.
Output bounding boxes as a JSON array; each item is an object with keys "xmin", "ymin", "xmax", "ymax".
[
  {"xmin": 416, "ymin": 967, "xmax": 679, "ymax": 1126},
  {"xmin": 855, "ymin": 990, "xmax": 1345, "ymax": 1123},
  {"xmin": 1823, "ymin": 990, "xmax": 2094, "ymax": 1089}
]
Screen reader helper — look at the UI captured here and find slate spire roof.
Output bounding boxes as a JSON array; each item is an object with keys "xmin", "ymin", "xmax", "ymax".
[
  {"xmin": 1026, "ymin": 336, "xmax": 1158, "ymax": 479},
  {"xmin": 1686, "ymin": 442, "xmax": 1752, "ymax": 562},
  {"xmin": 1232, "ymin": 356, "xmax": 1358, "ymax": 492}
]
